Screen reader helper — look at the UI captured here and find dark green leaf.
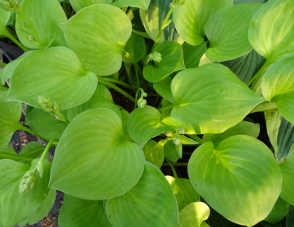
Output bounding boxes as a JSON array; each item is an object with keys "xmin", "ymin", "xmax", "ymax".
[{"xmin": 182, "ymin": 41, "xmax": 207, "ymax": 68}]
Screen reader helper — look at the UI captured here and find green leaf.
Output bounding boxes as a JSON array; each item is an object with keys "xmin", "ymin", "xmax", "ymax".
[
  {"xmin": 164, "ymin": 140, "xmax": 180, "ymax": 163},
  {"xmin": 58, "ymin": 195, "xmax": 112, "ymax": 227},
  {"xmin": 0, "ymin": 159, "xmax": 51, "ymax": 227},
  {"xmin": 123, "ymin": 32, "xmax": 146, "ymax": 63},
  {"xmin": 50, "ymin": 108, "xmax": 145, "ymax": 200},
  {"xmin": 127, "ymin": 105, "xmax": 172, "ymax": 147},
  {"xmin": 234, "ymin": 0, "xmax": 266, "ymax": 3},
  {"xmin": 0, "ymin": 7, "xmax": 11, "ymax": 37},
  {"xmin": 26, "ymin": 108, "xmax": 67, "ymax": 140},
  {"xmin": 248, "ymin": 0, "xmax": 294, "ymax": 62},
  {"xmin": 205, "ymin": 3, "xmax": 262, "ymax": 62},
  {"xmin": 188, "ymin": 135, "xmax": 282, "ymax": 226},
  {"xmin": 0, "ymin": 91, "xmax": 22, "ymax": 152},
  {"xmin": 6, "ymin": 47, "xmax": 98, "ymax": 110},
  {"xmin": 143, "ymin": 140, "xmax": 164, "ymax": 168},
  {"xmin": 140, "ymin": 0, "xmax": 180, "ymax": 42},
  {"xmin": 179, "ymin": 202, "xmax": 210, "ymax": 227},
  {"xmin": 112, "ymin": 0, "xmax": 150, "ymax": 9},
  {"xmin": 183, "ymin": 41, "xmax": 207, "ymax": 68},
  {"xmin": 153, "ymin": 75, "xmax": 174, "ymax": 103},
  {"xmin": 203, "ymin": 121, "xmax": 260, "ymax": 147},
  {"xmin": 106, "ymin": 162, "xmax": 181, "ymax": 227},
  {"xmin": 171, "ymin": 64, "xmax": 264, "ymax": 134},
  {"xmin": 143, "ymin": 41, "xmax": 185, "ymax": 83},
  {"xmin": 0, "ymin": 145, "xmax": 16, "ymax": 154},
  {"xmin": 264, "ymin": 197, "xmax": 289, "ymax": 224},
  {"xmin": 15, "ymin": 0, "xmax": 67, "ymax": 49},
  {"xmin": 286, "ymin": 207, "xmax": 294, "ymax": 227},
  {"xmin": 173, "ymin": 0, "xmax": 232, "ymax": 46},
  {"xmin": 222, "ymin": 49, "xmax": 266, "ymax": 84},
  {"xmin": 280, "ymin": 145, "xmax": 294, "ymax": 206},
  {"xmin": 60, "ymin": 4, "xmax": 132, "ymax": 76},
  {"xmin": 18, "ymin": 189, "xmax": 56, "ymax": 227},
  {"xmin": 261, "ymin": 57, "xmax": 294, "ymax": 123},
  {"xmin": 69, "ymin": 0, "xmax": 113, "ymax": 12},
  {"xmin": 19, "ymin": 142, "xmax": 45, "ymax": 159},
  {"xmin": 166, "ymin": 176, "xmax": 200, "ymax": 211}
]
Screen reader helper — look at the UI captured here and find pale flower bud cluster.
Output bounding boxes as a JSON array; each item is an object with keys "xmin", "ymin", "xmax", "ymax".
[
  {"xmin": 0, "ymin": 0, "xmax": 13, "ymax": 11},
  {"xmin": 19, "ymin": 169, "xmax": 36, "ymax": 194}
]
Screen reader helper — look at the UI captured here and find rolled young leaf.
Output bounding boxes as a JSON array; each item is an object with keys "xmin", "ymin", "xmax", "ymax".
[
  {"xmin": 188, "ymin": 135, "xmax": 282, "ymax": 226},
  {"xmin": 49, "ymin": 108, "xmax": 145, "ymax": 200},
  {"xmin": 6, "ymin": 47, "xmax": 97, "ymax": 110},
  {"xmin": 60, "ymin": 4, "xmax": 132, "ymax": 76}
]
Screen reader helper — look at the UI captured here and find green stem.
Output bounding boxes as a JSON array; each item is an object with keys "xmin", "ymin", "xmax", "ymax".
[
  {"xmin": 187, "ymin": 135, "xmax": 204, "ymax": 144},
  {"xmin": 166, "ymin": 159, "xmax": 178, "ymax": 178},
  {"xmin": 0, "ymin": 152, "xmax": 34, "ymax": 162},
  {"xmin": 0, "ymin": 84, "xmax": 8, "ymax": 91},
  {"xmin": 99, "ymin": 78, "xmax": 135, "ymax": 103},
  {"xmin": 158, "ymin": 104, "xmax": 174, "ymax": 111},
  {"xmin": 152, "ymin": 3, "xmax": 175, "ymax": 49},
  {"xmin": 55, "ymin": 111, "xmax": 70, "ymax": 124},
  {"xmin": 18, "ymin": 124, "xmax": 49, "ymax": 142},
  {"xmin": 162, "ymin": 163, "xmax": 188, "ymax": 166},
  {"xmin": 247, "ymin": 60, "xmax": 271, "ymax": 86},
  {"xmin": 39, "ymin": 139, "xmax": 57, "ymax": 162},
  {"xmin": 99, "ymin": 77, "xmax": 135, "ymax": 91},
  {"xmin": 0, "ymin": 62, "xmax": 7, "ymax": 66}
]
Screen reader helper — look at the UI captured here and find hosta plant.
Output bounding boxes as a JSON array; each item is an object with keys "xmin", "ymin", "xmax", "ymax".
[{"xmin": 0, "ymin": 0, "xmax": 294, "ymax": 226}]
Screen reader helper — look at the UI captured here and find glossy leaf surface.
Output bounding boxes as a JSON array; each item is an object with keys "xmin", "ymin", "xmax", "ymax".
[
  {"xmin": 173, "ymin": 0, "xmax": 232, "ymax": 45},
  {"xmin": 171, "ymin": 64, "xmax": 264, "ymax": 134},
  {"xmin": 7, "ymin": 47, "xmax": 97, "ymax": 110},
  {"xmin": 205, "ymin": 3, "xmax": 262, "ymax": 61},
  {"xmin": 188, "ymin": 135, "xmax": 282, "ymax": 226},
  {"xmin": 50, "ymin": 108, "xmax": 145, "ymax": 200},
  {"xmin": 60, "ymin": 4, "xmax": 132, "ymax": 76},
  {"xmin": 179, "ymin": 202, "xmax": 210, "ymax": 227},
  {"xmin": 106, "ymin": 162, "xmax": 181, "ymax": 227},
  {"xmin": 69, "ymin": 0, "xmax": 112, "ymax": 12},
  {"xmin": 15, "ymin": 0, "xmax": 67, "ymax": 49},
  {"xmin": 112, "ymin": 0, "xmax": 150, "ymax": 9}
]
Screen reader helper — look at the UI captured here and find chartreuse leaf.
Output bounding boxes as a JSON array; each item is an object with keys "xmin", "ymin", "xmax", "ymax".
[
  {"xmin": 179, "ymin": 202, "xmax": 210, "ymax": 227},
  {"xmin": 166, "ymin": 176, "xmax": 200, "ymax": 211},
  {"xmin": 280, "ymin": 145, "xmax": 294, "ymax": 205},
  {"xmin": 222, "ymin": 49, "xmax": 266, "ymax": 84},
  {"xmin": 127, "ymin": 105, "xmax": 173, "ymax": 147},
  {"xmin": 188, "ymin": 135, "xmax": 282, "ymax": 226},
  {"xmin": 264, "ymin": 197, "xmax": 289, "ymax": 224},
  {"xmin": 203, "ymin": 121, "xmax": 260, "ymax": 147},
  {"xmin": 69, "ymin": 0, "xmax": 112, "ymax": 12},
  {"xmin": 60, "ymin": 4, "xmax": 132, "ymax": 76},
  {"xmin": 123, "ymin": 32, "xmax": 146, "ymax": 63},
  {"xmin": 0, "ymin": 145, "xmax": 16, "ymax": 154},
  {"xmin": 6, "ymin": 47, "xmax": 97, "ymax": 110},
  {"xmin": 261, "ymin": 57, "xmax": 294, "ymax": 123},
  {"xmin": 0, "ymin": 7, "xmax": 11, "ymax": 37},
  {"xmin": 15, "ymin": 0, "xmax": 67, "ymax": 49},
  {"xmin": 0, "ymin": 91, "xmax": 22, "ymax": 152},
  {"xmin": 143, "ymin": 140, "xmax": 164, "ymax": 168},
  {"xmin": 248, "ymin": 0, "xmax": 294, "ymax": 62},
  {"xmin": 234, "ymin": 0, "xmax": 266, "ymax": 3},
  {"xmin": 182, "ymin": 41, "xmax": 207, "ymax": 68},
  {"xmin": 205, "ymin": 3, "xmax": 262, "ymax": 62},
  {"xmin": 112, "ymin": 0, "xmax": 151, "ymax": 9},
  {"xmin": 164, "ymin": 140, "xmax": 180, "ymax": 163},
  {"xmin": 106, "ymin": 162, "xmax": 181, "ymax": 227},
  {"xmin": 50, "ymin": 108, "xmax": 145, "ymax": 200},
  {"xmin": 26, "ymin": 108, "xmax": 67, "ymax": 140},
  {"xmin": 173, "ymin": 0, "xmax": 232, "ymax": 46},
  {"xmin": 58, "ymin": 195, "xmax": 112, "ymax": 227},
  {"xmin": 171, "ymin": 64, "xmax": 264, "ymax": 134},
  {"xmin": 153, "ymin": 75, "xmax": 174, "ymax": 103},
  {"xmin": 143, "ymin": 41, "xmax": 185, "ymax": 83},
  {"xmin": 0, "ymin": 159, "xmax": 51, "ymax": 227},
  {"xmin": 18, "ymin": 189, "xmax": 56, "ymax": 227},
  {"xmin": 19, "ymin": 142, "xmax": 45, "ymax": 159}
]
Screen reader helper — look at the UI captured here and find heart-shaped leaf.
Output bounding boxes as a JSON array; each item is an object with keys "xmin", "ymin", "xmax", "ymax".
[
  {"xmin": 127, "ymin": 105, "xmax": 173, "ymax": 147},
  {"xmin": 248, "ymin": 0, "xmax": 294, "ymax": 62},
  {"xmin": 60, "ymin": 4, "xmax": 132, "ymax": 76},
  {"xmin": 261, "ymin": 57, "xmax": 294, "ymax": 123},
  {"xmin": 0, "ymin": 159, "xmax": 51, "ymax": 227},
  {"xmin": 166, "ymin": 176, "xmax": 200, "ymax": 211},
  {"xmin": 69, "ymin": 0, "xmax": 113, "ymax": 12},
  {"xmin": 173, "ymin": 0, "xmax": 232, "ymax": 46},
  {"xmin": 106, "ymin": 162, "xmax": 181, "ymax": 227},
  {"xmin": 188, "ymin": 135, "xmax": 282, "ymax": 226},
  {"xmin": 50, "ymin": 108, "xmax": 145, "ymax": 200},
  {"xmin": 179, "ymin": 202, "xmax": 210, "ymax": 227},
  {"xmin": 15, "ymin": 0, "xmax": 67, "ymax": 49},
  {"xmin": 58, "ymin": 195, "xmax": 112, "ymax": 227},
  {"xmin": 171, "ymin": 64, "xmax": 264, "ymax": 134},
  {"xmin": 112, "ymin": 0, "xmax": 151, "ymax": 9},
  {"xmin": 0, "ymin": 91, "xmax": 22, "ymax": 151},
  {"xmin": 6, "ymin": 47, "xmax": 98, "ymax": 110},
  {"xmin": 143, "ymin": 140, "xmax": 164, "ymax": 168},
  {"xmin": 143, "ymin": 41, "xmax": 185, "ymax": 83},
  {"xmin": 205, "ymin": 3, "xmax": 262, "ymax": 61}
]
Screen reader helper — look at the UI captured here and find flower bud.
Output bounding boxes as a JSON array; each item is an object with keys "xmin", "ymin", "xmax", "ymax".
[
  {"xmin": 148, "ymin": 52, "xmax": 162, "ymax": 63},
  {"xmin": 173, "ymin": 138, "xmax": 181, "ymax": 145},
  {"xmin": 137, "ymin": 99, "xmax": 147, "ymax": 109},
  {"xmin": 38, "ymin": 95, "xmax": 54, "ymax": 112},
  {"xmin": 178, "ymin": 127, "xmax": 185, "ymax": 134},
  {"xmin": 19, "ymin": 170, "xmax": 36, "ymax": 194},
  {"xmin": 173, "ymin": 0, "xmax": 185, "ymax": 5},
  {"xmin": 0, "ymin": 0, "xmax": 13, "ymax": 10},
  {"xmin": 165, "ymin": 131, "xmax": 173, "ymax": 137}
]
